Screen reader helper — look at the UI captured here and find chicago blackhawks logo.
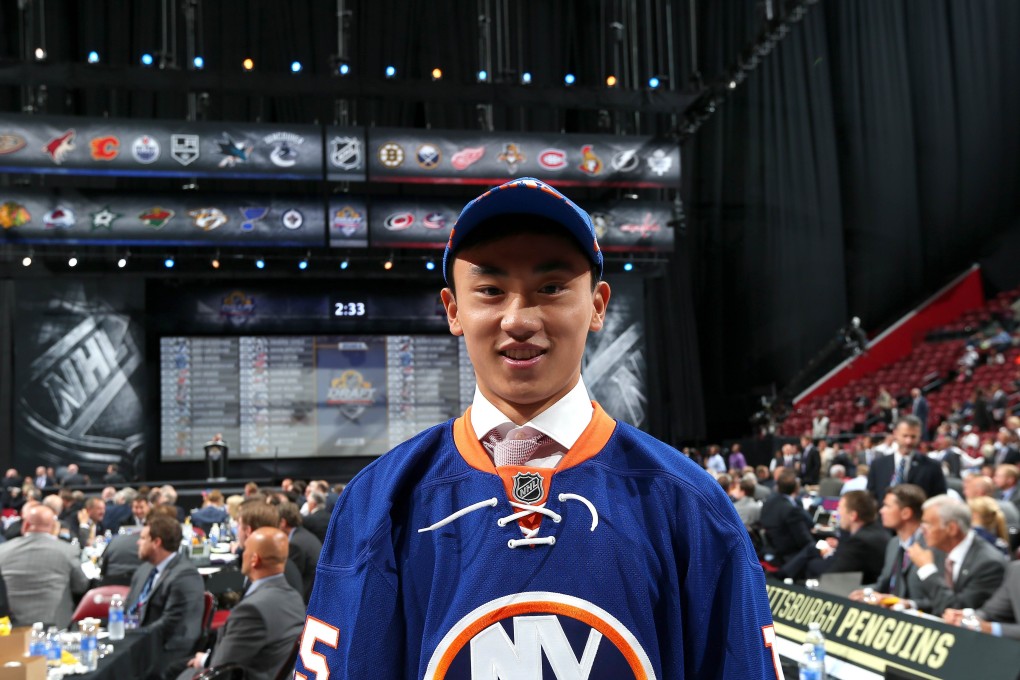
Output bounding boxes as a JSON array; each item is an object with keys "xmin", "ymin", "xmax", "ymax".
[{"xmin": 424, "ymin": 592, "xmax": 656, "ymax": 679}]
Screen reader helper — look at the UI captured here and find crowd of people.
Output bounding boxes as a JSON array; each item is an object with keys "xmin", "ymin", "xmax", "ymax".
[
  {"xmin": 687, "ymin": 414, "xmax": 1020, "ymax": 639},
  {"xmin": 0, "ymin": 473, "xmax": 344, "ymax": 680}
]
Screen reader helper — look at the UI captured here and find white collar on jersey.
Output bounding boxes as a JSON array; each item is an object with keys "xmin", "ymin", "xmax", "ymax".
[{"xmin": 469, "ymin": 376, "xmax": 594, "ymax": 450}]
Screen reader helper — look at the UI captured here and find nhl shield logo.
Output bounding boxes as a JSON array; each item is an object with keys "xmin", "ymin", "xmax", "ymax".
[
  {"xmin": 512, "ymin": 472, "xmax": 544, "ymax": 504},
  {"xmin": 330, "ymin": 136, "xmax": 363, "ymax": 170}
]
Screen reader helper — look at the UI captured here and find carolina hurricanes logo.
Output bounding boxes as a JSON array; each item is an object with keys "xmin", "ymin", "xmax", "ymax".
[{"xmin": 424, "ymin": 592, "xmax": 656, "ymax": 679}]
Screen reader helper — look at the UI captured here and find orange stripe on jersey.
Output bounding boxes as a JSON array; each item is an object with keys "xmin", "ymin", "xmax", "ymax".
[
  {"xmin": 452, "ymin": 401, "xmax": 616, "ymax": 474},
  {"xmin": 432, "ymin": 600, "xmax": 648, "ymax": 680}
]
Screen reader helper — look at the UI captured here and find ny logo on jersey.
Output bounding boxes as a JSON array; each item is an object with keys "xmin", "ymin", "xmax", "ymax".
[{"xmin": 469, "ymin": 615, "xmax": 602, "ymax": 679}]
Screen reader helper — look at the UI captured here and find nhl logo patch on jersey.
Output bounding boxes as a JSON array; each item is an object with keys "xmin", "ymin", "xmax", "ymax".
[{"xmin": 511, "ymin": 472, "xmax": 544, "ymax": 504}]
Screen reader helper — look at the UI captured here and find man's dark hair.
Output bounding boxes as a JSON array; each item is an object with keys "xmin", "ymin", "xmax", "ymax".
[
  {"xmin": 739, "ymin": 478, "xmax": 757, "ymax": 496},
  {"xmin": 146, "ymin": 513, "xmax": 182, "ymax": 553},
  {"xmin": 716, "ymin": 474, "xmax": 732, "ymax": 490},
  {"xmin": 278, "ymin": 501, "xmax": 303, "ymax": 528},
  {"xmin": 445, "ymin": 215, "xmax": 600, "ymax": 295},
  {"xmin": 895, "ymin": 414, "xmax": 923, "ymax": 430},
  {"xmin": 887, "ymin": 484, "xmax": 926, "ymax": 521},
  {"xmin": 239, "ymin": 497, "xmax": 280, "ymax": 530},
  {"xmin": 842, "ymin": 490, "xmax": 878, "ymax": 524},
  {"xmin": 776, "ymin": 470, "xmax": 799, "ymax": 495}
]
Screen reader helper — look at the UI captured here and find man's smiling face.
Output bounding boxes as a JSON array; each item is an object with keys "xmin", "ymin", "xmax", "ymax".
[{"xmin": 441, "ymin": 230, "xmax": 609, "ymax": 424}]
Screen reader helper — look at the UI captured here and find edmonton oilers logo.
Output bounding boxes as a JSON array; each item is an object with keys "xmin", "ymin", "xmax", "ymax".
[{"xmin": 511, "ymin": 472, "xmax": 544, "ymax": 504}]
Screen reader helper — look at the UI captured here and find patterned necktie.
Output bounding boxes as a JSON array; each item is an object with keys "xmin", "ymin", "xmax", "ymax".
[
  {"xmin": 135, "ymin": 566, "xmax": 158, "ymax": 614},
  {"xmin": 485, "ymin": 426, "xmax": 548, "ymax": 467},
  {"xmin": 944, "ymin": 557, "xmax": 954, "ymax": 589},
  {"xmin": 895, "ymin": 456, "xmax": 909, "ymax": 485}
]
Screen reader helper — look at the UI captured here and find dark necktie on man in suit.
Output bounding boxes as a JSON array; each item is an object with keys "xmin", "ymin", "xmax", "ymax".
[{"xmin": 893, "ymin": 455, "xmax": 909, "ymax": 486}]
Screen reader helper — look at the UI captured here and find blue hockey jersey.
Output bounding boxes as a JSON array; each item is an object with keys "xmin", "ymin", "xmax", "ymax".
[{"xmin": 295, "ymin": 404, "xmax": 784, "ymax": 679}]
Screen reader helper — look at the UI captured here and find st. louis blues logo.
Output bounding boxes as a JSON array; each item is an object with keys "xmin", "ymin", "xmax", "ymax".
[{"xmin": 511, "ymin": 472, "xmax": 544, "ymax": 504}]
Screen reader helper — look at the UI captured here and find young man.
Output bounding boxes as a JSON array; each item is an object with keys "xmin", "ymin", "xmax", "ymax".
[{"xmin": 296, "ymin": 178, "xmax": 781, "ymax": 679}]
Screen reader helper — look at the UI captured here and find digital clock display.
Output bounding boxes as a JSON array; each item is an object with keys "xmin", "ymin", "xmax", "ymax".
[{"xmin": 332, "ymin": 300, "xmax": 367, "ymax": 317}]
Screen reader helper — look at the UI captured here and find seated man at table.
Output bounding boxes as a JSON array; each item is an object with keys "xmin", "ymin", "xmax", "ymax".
[
  {"xmin": 760, "ymin": 469, "xmax": 814, "ymax": 572},
  {"xmin": 179, "ymin": 527, "xmax": 305, "ymax": 680},
  {"xmin": 804, "ymin": 490, "xmax": 889, "ymax": 584},
  {"xmin": 126, "ymin": 511, "xmax": 205, "ymax": 680},
  {"xmin": 906, "ymin": 494, "xmax": 1007, "ymax": 616},
  {"xmin": 944, "ymin": 561, "xmax": 1020, "ymax": 640},
  {"xmin": 0, "ymin": 503, "xmax": 89, "ymax": 626}
]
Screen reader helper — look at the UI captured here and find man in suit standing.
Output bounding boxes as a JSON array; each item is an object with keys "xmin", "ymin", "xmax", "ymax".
[
  {"xmin": 278, "ymin": 501, "xmax": 322, "ymax": 602},
  {"xmin": 944, "ymin": 562, "xmax": 1020, "ymax": 640},
  {"xmin": 61, "ymin": 463, "xmax": 89, "ymax": 488},
  {"xmin": 126, "ymin": 513, "xmax": 205, "ymax": 680},
  {"xmin": 180, "ymin": 528, "xmax": 305, "ymax": 680},
  {"xmin": 0, "ymin": 504, "xmax": 89, "ymax": 626},
  {"xmin": 32, "ymin": 466, "xmax": 56, "ymax": 490},
  {"xmin": 868, "ymin": 415, "xmax": 947, "ymax": 502},
  {"xmin": 906, "ymin": 495, "xmax": 1006, "ymax": 616},
  {"xmin": 760, "ymin": 470, "xmax": 814, "ymax": 570},
  {"xmin": 800, "ymin": 436, "xmax": 821, "ymax": 486},
  {"xmin": 910, "ymin": 388, "xmax": 930, "ymax": 441},
  {"xmin": 850, "ymin": 484, "xmax": 943, "ymax": 611},
  {"xmin": 102, "ymin": 463, "xmax": 126, "ymax": 485}
]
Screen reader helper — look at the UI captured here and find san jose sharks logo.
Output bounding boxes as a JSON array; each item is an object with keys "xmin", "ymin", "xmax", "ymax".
[{"xmin": 217, "ymin": 135, "xmax": 254, "ymax": 167}]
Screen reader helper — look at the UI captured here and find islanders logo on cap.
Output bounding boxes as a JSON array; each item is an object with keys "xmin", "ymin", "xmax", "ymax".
[{"xmin": 424, "ymin": 592, "xmax": 656, "ymax": 679}]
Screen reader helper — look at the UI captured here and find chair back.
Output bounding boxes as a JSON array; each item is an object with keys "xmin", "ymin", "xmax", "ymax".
[
  {"xmin": 195, "ymin": 664, "xmax": 246, "ymax": 680},
  {"xmin": 70, "ymin": 585, "xmax": 131, "ymax": 623},
  {"xmin": 272, "ymin": 638, "xmax": 302, "ymax": 680}
]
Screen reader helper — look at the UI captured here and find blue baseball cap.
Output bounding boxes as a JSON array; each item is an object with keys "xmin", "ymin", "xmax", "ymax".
[{"xmin": 442, "ymin": 177, "xmax": 603, "ymax": 284}]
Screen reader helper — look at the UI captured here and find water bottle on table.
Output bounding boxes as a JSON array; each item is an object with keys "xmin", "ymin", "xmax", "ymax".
[
  {"xmin": 108, "ymin": 593, "xmax": 126, "ymax": 640},
  {"xmin": 960, "ymin": 608, "xmax": 982, "ymax": 631},
  {"xmin": 45, "ymin": 625, "xmax": 62, "ymax": 668},
  {"xmin": 798, "ymin": 643, "xmax": 824, "ymax": 680},
  {"xmin": 805, "ymin": 621, "xmax": 827, "ymax": 679},
  {"xmin": 28, "ymin": 622, "xmax": 47, "ymax": 657},
  {"xmin": 79, "ymin": 618, "xmax": 99, "ymax": 672}
]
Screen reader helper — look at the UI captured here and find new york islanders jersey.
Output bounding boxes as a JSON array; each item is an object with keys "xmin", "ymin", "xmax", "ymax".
[{"xmin": 296, "ymin": 404, "xmax": 784, "ymax": 679}]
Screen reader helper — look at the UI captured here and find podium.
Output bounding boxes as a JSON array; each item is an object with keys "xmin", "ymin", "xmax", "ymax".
[{"xmin": 204, "ymin": 440, "xmax": 228, "ymax": 481}]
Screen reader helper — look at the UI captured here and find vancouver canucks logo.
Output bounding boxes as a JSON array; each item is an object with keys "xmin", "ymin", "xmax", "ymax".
[{"xmin": 512, "ymin": 472, "xmax": 544, "ymax": 504}]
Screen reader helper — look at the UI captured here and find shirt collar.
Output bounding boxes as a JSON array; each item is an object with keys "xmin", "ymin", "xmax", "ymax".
[
  {"xmin": 153, "ymin": 552, "xmax": 177, "ymax": 577},
  {"xmin": 244, "ymin": 572, "xmax": 285, "ymax": 598},
  {"xmin": 470, "ymin": 377, "xmax": 593, "ymax": 449},
  {"xmin": 948, "ymin": 530, "xmax": 975, "ymax": 567}
]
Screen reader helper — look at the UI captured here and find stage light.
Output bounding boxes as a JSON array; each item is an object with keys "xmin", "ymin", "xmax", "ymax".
[
  {"xmin": 164, "ymin": 257, "xmax": 175, "ymax": 269},
  {"xmin": 141, "ymin": 53, "xmax": 154, "ymax": 66},
  {"xmin": 117, "ymin": 257, "xmax": 127, "ymax": 268},
  {"xmin": 477, "ymin": 70, "xmax": 488, "ymax": 82},
  {"xmin": 210, "ymin": 258, "xmax": 220, "ymax": 269},
  {"xmin": 34, "ymin": 48, "xmax": 46, "ymax": 61},
  {"xmin": 290, "ymin": 61, "xmax": 303, "ymax": 73},
  {"xmin": 425, "ymin": 259, "xmax": 436, "ymax": 271},
  {"xmin": 564, "ymin": 73, "xmax": 576, "ymax": 86},
  {"xmin": 68, "ymin": 256, "xmax": 78, "ymax": 268},
  {"xmin": 337, "ymin": 62, "xmax": 350, "ymax": 76},
  {"xmin": 606, "ymin": 75, "xmax": 618, "ymax": 87},
  {"xmin": 255, "ymin": 257, "xmax": 265, "ymax": 269},
  {"xmin": 521, "ymin": 72, "xmax": 532, "ymax": 84},
  {"xmin": 298, "ymin": 252, "xmax": 309, "ymax": 270},
  {"xmin": 383, "ymin": 257, "xmax": 394, "ymax": 270},
  {"xmin": 193, "ymin": 56, "xmax": 204, "ymax": 69},
  {"xmin": 431, "ymin": 67, "xmax": 443, "ymax": 81},
  {"xmin": 21, "ymin": 256, "xmax": 31, "ymax": 267},
  {"xmin": 385, "ymin": 65, "xmax": 396, "ymax": 78},
  {"xmin": 623, "ymin": 262, "xmax": 634, "ymax": 272},
  {"xmin": 340, "ymin": 258, "xmax": 349, "ymax": 270},
  {"xmin": 729, "ymin": 80, "xmax": 737, "ymax": 89},
  {"xmin": 243, "ymin": 58, "xmax": 254, "ymax": 71},
  {"xmin": 87, "ymin": 51, "xmax": 100, "ymax": 64},
  {"xmin": 648, "ymin": 76, "xmax": 660, "ymax": 89}
]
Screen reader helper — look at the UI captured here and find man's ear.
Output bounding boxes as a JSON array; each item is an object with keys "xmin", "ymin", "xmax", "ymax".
[
  {"xmin": 440, "ymin": 288, "xmax": 463, "ymax": 337},
  {"xmin": 589, "ymin": 281, "xmax": 611, "ymax": 332}
]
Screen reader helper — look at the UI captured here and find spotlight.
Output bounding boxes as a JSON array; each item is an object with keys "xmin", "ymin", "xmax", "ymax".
[
  {"xmin": 337, "ymin": 61, "xmax": 350, "ymax": 76},
  {"xmin": 242, "ymin": 58, "xmax": 254, "ymax": 71},
  {"xmin": 648, "ymin": 76, "xmax": 660, "ymax": 89},
  {"xmin": 564, "ymin": 73, "xmax": 576, "ymax": 86},
  {"xmin": 255, "ymin": 257, "xmax": 265, "ymax": 269},
  {"xmin": 117, "ymin": 257, "xmax": 127, "ymax": 268},
  {"xmin": 521, "ymin": 72, "xmax": 532, "ymax": 85},
  {"xmin": 729, "ymin": 80, "xmax": 737, "ymax": 89},
  {"xmin": 339, "ymin": 258, "xmax": 349, "ymax": 270},
  {"xmin": 34, "ymin": 48, "xmax": 46, "ymax": 61},
  {"xmin": 290, "ymin": 60, "xmax": 303, "ymax": 73},
  {"xmin": 164, "ymin": 257, "xmax": 175, "ymax": 269},
  {"xmin": 606, "ymin": 75, "xmax": 617, "ymax": 87},
  {"xmin": 87, "ymin": 51, "xmax": 100, "ymax": 64},
  {"xmin": 22, "ymin": 256, "xmax": 31, "ymax": 267},
  {"xmin": 383, "ymin": 258, "xmax": 394, "ymax": 270},
  {"xmin": 385, "ymin": 65, "xmax": 396, "ymax": 78},
  {"xmin": 431, "ymin": 67, "xmax": 443, "ymax": 81},
  {"xmin": 193, "ymin": 56, "xmax": 205, "ymax": 69},
  {"xmin": 298, "ymin": 252, "xmax": 309, "ymax": 270},
  {"xmin": 425, "ymin": 259, "xmax": 436, "ymax": 271},
  {"xmin": 210, "ymin": 258, "xmax": 220, "ymax": 269},
  {"xmin": 477, "ymin": 69, "xmax": 488, "ymax": 82},
  {"xmin": 623, "ymin": 262, "xmax": 634, "ymax": 272},
  {"xmin": 68, "ymin": 256, "xmax": 78, "ymax": 268},
  {"xmin": 141, "ymin": 53, "xmax": 154, "ymax": 66}
]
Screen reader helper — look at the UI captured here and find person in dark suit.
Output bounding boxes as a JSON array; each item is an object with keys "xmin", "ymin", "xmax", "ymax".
[
  {"xmin": 910, "ymin": 388, "xmax": 930, "ymax": 441},
  {"xmin": 179, "ymin": 527, "xmax": 305, "ymax": 680},
  {"xmin": 992, "ymin": 429, "xmax": 1020, "ymax": 467},
  {"xmin": 868, "ymin": 415, "xmax": 947, "ymax": 502},
  {"xmin": 98, "ymin": 531, "xmax": 143, "ymax": 587},
  {"xmin": 32, "ymin": 466, "xmax": 56, "ymax": 490},
  {"xmin": 278, "ymin": 501, "xmax": 322, "ymax": 602},
  {"xmin": 800, "ymin": 437, "xmax": 821, "ymax": 486},
  {"xmin": 102, "ymin": 463, "xmax": 126, "ymax": 485},
  {"xmin": 932, "ymin": 436, "xmax": 964, "ymax": 479},
  {"xmin": 760, "ymin": 470, "xmax": 814, "ymax": 569},
  {"xmin": 805, "ymin": 491, "xmax": 889, "ymax": 584},
  {"xmin": 301, "ymin": 491, "xmax": 331, "ymax": 544},
  {"xmin": 906, "ymin": 494, "xmax": 1007, "ymax": 616},
  {"xmin": 995, "ymin": 464, "xmax": 1020, "ymax": 515},
  {"xmin": 102, "ymin": 489, "xmax": 135, "ymax": 534},
  {"xmin": 126, "ymin": 512, "xmax": 205, "ymax": 680},
  {"xmin": 60, "ymin": 463, "xmax": 89, "ymax": 488},
  {"xmin": 236, "ymin": 498, "xmax": 305, "ymax": 596},
  {"xmin": 944, "ymin": 561, "xmax": 1020, "ymax": 640}
]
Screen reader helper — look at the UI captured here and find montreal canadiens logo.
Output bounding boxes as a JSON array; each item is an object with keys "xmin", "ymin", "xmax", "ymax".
[{"xmin": 424, "ymin": 592, "xmax": 656, "ymax": 679}]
